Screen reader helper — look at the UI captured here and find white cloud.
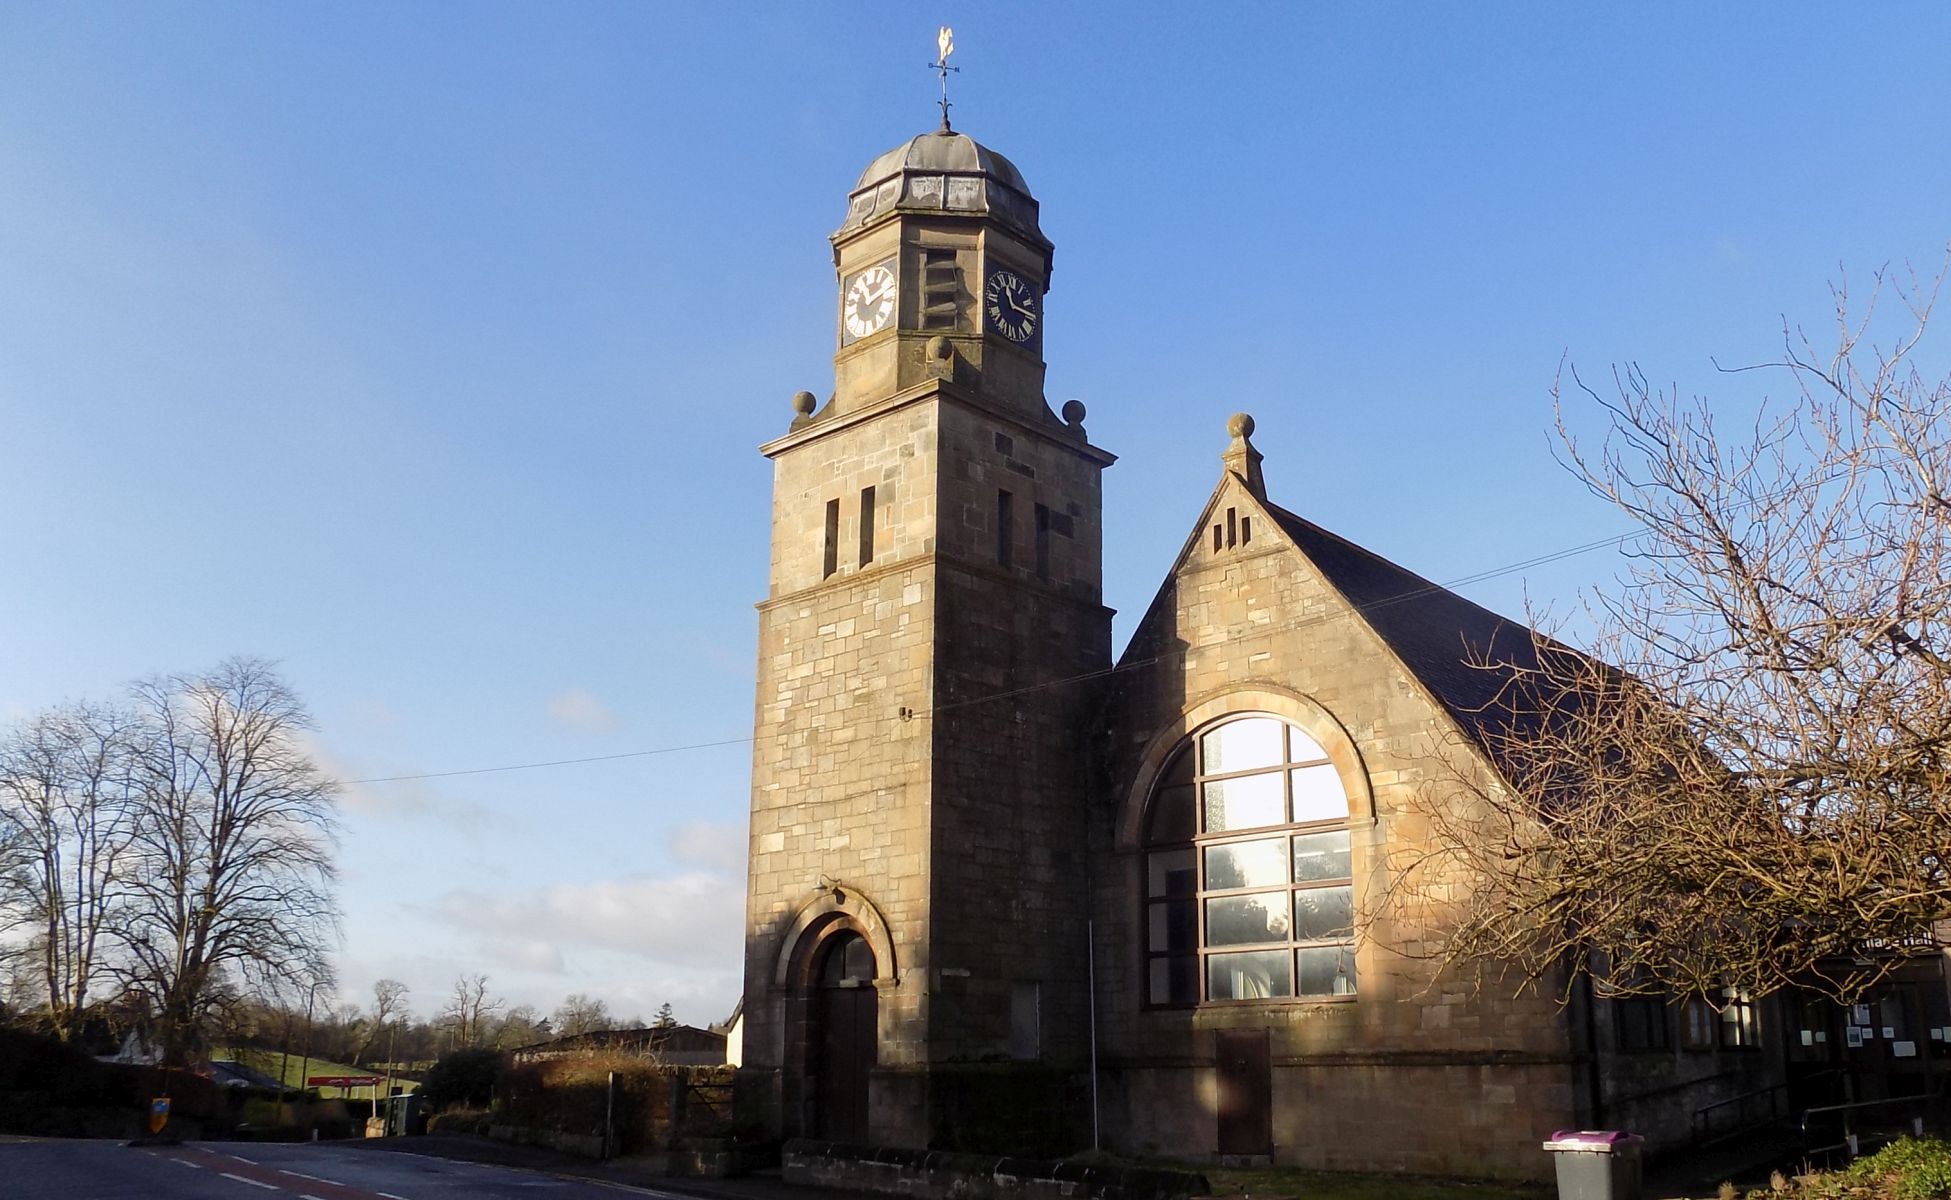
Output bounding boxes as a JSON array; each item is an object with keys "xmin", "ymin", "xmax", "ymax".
[
  {"xmin": 298, "ymin": 731, "xmax": 496, "ymax": 829},
  {"xmin": 476, "ymin": 937, "xmax": 567, "ymax": 975},
  {"xmin": 671, "ymin": 819, "xmax": 746, "ymax": 872},
  {"xmin": 429, "ymin": 870, "xmax": 740, "ymax": 970},
  {"xmin": 547, "ymin": 687, "xmax": 618, "ymax": 733}
]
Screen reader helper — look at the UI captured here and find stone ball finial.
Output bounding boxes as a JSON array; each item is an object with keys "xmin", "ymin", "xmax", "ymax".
[
  {"xmin": 1228, "ymin": 412, "xmax": 1255, "ymax": 440},
  {"xmin": 792, "ymin": 390, "xmax": 817, "ymax": 417},
  {"xmin": 1061, "ymin": 399, "xmax": 1087, "ymax": 426}
]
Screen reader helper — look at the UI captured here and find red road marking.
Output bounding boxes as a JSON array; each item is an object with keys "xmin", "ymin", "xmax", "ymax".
[{"xmin": 138, "ymin": 1146, "xmax": 409, "ymax": 1200}]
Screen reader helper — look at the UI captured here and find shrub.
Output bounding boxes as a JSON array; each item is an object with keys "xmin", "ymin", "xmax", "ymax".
[
  {"xmin": 427, "ymin": 1106, "xmax": 492, "ymax": 1136},
  {"xmin": 1750, "ymin": 1137, "xmax": 1951, "ymax": 1200},
  {"xmin": 419, "ymin": 1048, "xmax": 503, "ymax": 1112}
]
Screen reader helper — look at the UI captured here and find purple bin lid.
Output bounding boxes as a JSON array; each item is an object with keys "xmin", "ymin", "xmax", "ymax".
[{"xmin": 1543, "ymin": 1130, "xmax": 1645, "ymax": 1152}]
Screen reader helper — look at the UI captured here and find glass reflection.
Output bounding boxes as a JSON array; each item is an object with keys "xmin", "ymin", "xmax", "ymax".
[
  {"xmin": 1201, "ymin": 718, "xmax": 1284, "ymax": 774},
  {"xmin": 1208, "ymin": 950, "xmax": 1293, "ymax": 1000},
  {"xmin": 1204, "ymin": 839, "xmax": 1287, "ymax": 890},
  {"xmin": 1203, "ymin": 773, "xmax": 1284, "ymax": 832}
]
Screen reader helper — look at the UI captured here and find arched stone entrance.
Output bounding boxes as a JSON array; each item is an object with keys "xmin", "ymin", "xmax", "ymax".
[{"xmin": 810, "ymin": 930, "xmax": 877, "ymax": 1142}]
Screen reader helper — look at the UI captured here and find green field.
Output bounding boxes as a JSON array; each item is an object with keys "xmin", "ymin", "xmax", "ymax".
[{"xmin": 210, "ymin": 1044, "xmax": 419, "ymax": 1097}]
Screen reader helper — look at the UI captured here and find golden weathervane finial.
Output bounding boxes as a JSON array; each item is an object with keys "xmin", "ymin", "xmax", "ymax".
[{"xmin": 930, "ymin": 26, "xmax": 960, "ymax": 131}]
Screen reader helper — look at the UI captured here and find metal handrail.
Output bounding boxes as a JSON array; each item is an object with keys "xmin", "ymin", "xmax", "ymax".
[
  {"xmin": 1800, "ymin": 1091, "xmax": 1934, "ymax": 1132},
  {"xmin": 1692, "ymin": 1082, "xmax": 1788, "ymax": 1145}
]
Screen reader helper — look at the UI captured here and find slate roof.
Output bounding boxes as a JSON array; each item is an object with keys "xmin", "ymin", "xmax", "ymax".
[{"xmin": 1260, "ymin": 499, "xmax": 1585, "ymax": 770}]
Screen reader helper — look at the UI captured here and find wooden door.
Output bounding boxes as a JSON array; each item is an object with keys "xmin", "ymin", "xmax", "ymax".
[
  {"xmin": 1215, "ymin": 1029, "xmax": 1272, "ymax": 1155},
  {"xmin": 813, "ymin": 932, "xmax": 877, "ymax": 1143}
]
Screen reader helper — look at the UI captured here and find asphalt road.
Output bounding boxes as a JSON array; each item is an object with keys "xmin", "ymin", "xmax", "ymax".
[{"xmin": 0, "ymin": 1137, "xmax": 684, "ymax": 1199}]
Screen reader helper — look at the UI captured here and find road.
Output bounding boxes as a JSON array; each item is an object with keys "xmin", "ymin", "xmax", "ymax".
[{"xmin": 0, "ymin": 1137, "xmax": 683, "ymax": 1199}]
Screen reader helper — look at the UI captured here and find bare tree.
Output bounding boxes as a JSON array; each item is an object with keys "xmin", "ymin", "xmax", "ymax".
[
  {"xmin": 119, "ymin": 658, "xmax": 340, "ymax": 1063},
  {"xmin": 1402, "ymin": 261, "xmax": 1951, "ymax": 1004},
  {"xmin": 354, "ymin": 978, "xmax": 410, "ymax": 1064},
  {"xmin": 0, "ymin": 701, "xmax": 142, "ymax": 1039},
  {"xmin": 442, "ymin": 974, "xmax": 502, "ymax": 1048},
  {"xmin": 549, "ymin": 992, "xmax": 612, "ymax": 1038},
  {"xmin": 492, "ymin": 1003, "xmax": 548, "ymax": 1049}
]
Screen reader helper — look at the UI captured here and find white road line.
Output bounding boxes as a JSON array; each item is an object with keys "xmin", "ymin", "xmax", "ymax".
[
  {"xmin": 219, "ymin": 1171, "xmax": 281, "ymax": 1190},
  {"xmin": 227, "ymin": 1152, "xmax": 259, "ymax": 1164},
  {"xmin": 280, "ymin": 1170, "xmax": 341, "ymax": 1185},
  {"xmin": 377, "ymin": 1193, "xmax": 410, "ymax": 1200},
  {"xmin": 303, "ymin": 1194, "xmax": 330, "ymax": 1200},
  {"xmin": 172, "ymin": 1157, "xmax": 204, "ymax": 1169}
]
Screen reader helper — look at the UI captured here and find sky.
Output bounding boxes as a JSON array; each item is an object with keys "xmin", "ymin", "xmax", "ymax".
[{"xmin": 3, "ymin": 3, "xmax": 1948, "ymax": 1029}]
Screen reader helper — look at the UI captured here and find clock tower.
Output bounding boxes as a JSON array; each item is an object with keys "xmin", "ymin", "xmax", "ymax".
[{"xmin": 741, "ymin": 128, "xmax": 1115, "ymax": 1151}]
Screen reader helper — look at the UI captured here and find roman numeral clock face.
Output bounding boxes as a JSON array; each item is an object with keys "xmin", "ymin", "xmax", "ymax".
[
  {"xmin": 842, "ymin": 262, "xmax": 897, "ymax": 342},
  {"xmin": 985, "ymin": 268, "xmax": 1037, "ymax": 344}
]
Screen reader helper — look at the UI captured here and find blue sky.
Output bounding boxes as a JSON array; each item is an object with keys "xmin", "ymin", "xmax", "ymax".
[{"xmin": 3, "ymin": 3, "xmax": 1947, "ymax": 1026}]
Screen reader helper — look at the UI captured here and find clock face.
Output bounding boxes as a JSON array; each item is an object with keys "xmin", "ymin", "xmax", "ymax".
[
  {"xmin": 985, "ymin": 269, "xmax": 1037, "ymax": 344},
  {"xmin": 842, "ymin": 262, "xmax": 898, "ymax": 341}
]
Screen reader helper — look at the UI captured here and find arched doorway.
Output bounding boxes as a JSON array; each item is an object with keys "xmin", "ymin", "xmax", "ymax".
[{"xmin": 812, "ymin": 930, "xmax": 877, "ymax": 1142}]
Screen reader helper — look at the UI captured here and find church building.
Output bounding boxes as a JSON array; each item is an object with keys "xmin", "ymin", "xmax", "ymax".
[{"xmin": 738, "ymin": 125, "xmax": 1779, "ymax": 1181}]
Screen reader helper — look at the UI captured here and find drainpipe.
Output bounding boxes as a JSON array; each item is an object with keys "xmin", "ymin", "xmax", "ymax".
[{"xmin": 1579, "ymin": 971, "xmax": 1606, "ymax": 1129}]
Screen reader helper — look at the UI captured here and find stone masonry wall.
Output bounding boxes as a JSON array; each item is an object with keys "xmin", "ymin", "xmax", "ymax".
[
  {"xmin": 745, "ymin": 399, "xmax": 944, "ymax": 1146},
  {"xmin": 1091, "ymin": 471, "xmax": 1580, "ymax": 1181}
]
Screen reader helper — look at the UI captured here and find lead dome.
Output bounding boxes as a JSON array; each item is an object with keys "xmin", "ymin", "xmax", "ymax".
[{"xmin": 835, "ymin": 129, "xmax": 1046, "ymax": 245}]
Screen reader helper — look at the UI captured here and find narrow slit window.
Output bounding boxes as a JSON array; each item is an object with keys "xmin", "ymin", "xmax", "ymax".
[
  {"xmin": 859, "ymin": 486, "xmax": 876, "ymax": 566},
  {"xmin": 1213, "ymin": 524, "xmax": 1223, "ymax": 553},
  {"xmin": 1241, "ymin": 516, "xmax": 1252, "ymax": 545},
  {"xmin": 1226, "ymin": 506, "xmax": 1238, "ymax": 548},
  {"xmin": 1034, "ymin": 502, "xmax": 1052, "ymax": 581},
  {"xmin": 997, "ymin": 491, "xmax": 1014, "ymax": 567},
  {"xmin": 823, "ymin": 499, "xmax": 840, "ymax": 578}
]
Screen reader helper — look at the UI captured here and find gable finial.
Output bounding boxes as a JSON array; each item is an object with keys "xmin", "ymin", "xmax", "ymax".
[
  {"xmin": 929, "ymin": 27, "xmax": 959, "ymax": 131},
  {"xmin": 1222, "ymin": 412, "xmax": 1267, "ymax": 500}
]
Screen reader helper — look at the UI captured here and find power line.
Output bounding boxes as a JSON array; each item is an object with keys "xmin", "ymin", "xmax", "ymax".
[{"xmin": 346, "ymin": 523, "xmax": 1646, "ymax": 785}]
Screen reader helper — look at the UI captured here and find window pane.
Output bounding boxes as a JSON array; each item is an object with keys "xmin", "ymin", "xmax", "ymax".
[
  {"xmin": 1288, "ymin": 727, "xmax": 1331, "ymax": 764},
  {"xmin": 1148, "ymin": 900, "xmax": 1195, "ymax": 953},
  {"xmin": 1290, "ymin": 764, "xmax": 1348, "ymax": 823},
  {"xmin": 1206, "ymin": 893, "xmax": 1290, "ymax": 946},
  {"xmin": 1293, "ymin": 885, "xmax": 1354, "ymax": 941},
  {"xmin": 1204, "ymin": 773, "xmax": 1284, "ymax": 832},
  {"xmin": 1202, "ymin": 718, "xmax": 1284, "ymax": 774},
  {"xmin": 1146, "ymin": 784, "xmax": 1195, "ymax": 844},
  {"xmin": 1204, "ymin": 838, "xmax": 1287, "ymax": 890},
  {"xmin": 1149, "ymin": 955, "xmax": 1198, "ymax": 1005},
  {"xmin": 1208, "ymin": 950, "xmax": 1292, "ymax": 1000},
  {"xmin": 1147, "ymin": 848, "xmax": 1195, "ymax": 898},
  {"xmin": 1297, "ymin": 946, "xmax": 1357, "ymax": 996},
  {"xmin": 1292, "ymin": 830, "xmax": 1352, "ymax": 882}
]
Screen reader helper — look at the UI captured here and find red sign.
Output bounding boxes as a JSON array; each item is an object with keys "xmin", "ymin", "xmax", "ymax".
[{"xmin": 307, "ymin": 1075, "xmax": 384, "ymax": 1088}]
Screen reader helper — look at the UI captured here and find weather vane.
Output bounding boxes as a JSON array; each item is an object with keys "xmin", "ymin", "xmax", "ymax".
[{"xmin": 929, "ymin": 26, "xmax": 958, "ymax": 131}]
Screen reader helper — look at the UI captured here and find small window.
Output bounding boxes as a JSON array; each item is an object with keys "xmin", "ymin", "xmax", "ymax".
[
  {"xmin": 1614, "ymin": 995, "xmax": 1672, "ymax": 1053},
  {"xmin": 859, "ymin": 486, "xmax": 876, "ymax": 566},
  {"xmin": 1034, "ymin": 503, "xmax": 1051, "ymax": 580},
  {"xmin": 1682, "ymin": 996, "xmax": 1717, "ymax": 1050},
  {"xmin": 997, "ymin": 491, "xmax": 1014, "ymax": 567},
  {"xmin": 1226, "ymin": 506, "xmax": 1238, "ymax": 548},
  {"xmin": 1008, "ymin": 982, "xmax": 1040, "ymax": 1061},
  {"xmin": 823, "ymin": 499, "xmax": 840, "ymax": 578},
  {"xmin": 1719, "ymin": 987, "xmax": 1758, "ymax": 1049}
]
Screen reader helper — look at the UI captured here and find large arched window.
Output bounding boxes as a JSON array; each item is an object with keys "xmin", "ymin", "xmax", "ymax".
[{"xmin": 1143, "ymin": 714, "xmax": 1356, "ymax": 1006}]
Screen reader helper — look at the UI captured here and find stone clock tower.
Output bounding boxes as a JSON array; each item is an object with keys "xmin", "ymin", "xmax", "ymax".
[{"xmin": 741, "ymin": 129, "xmax": 1115, "ymax": 1151}]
